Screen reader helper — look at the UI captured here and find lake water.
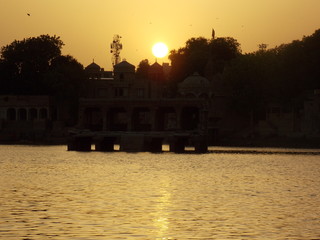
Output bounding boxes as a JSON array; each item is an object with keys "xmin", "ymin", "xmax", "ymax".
[{"xmin": 1, "ymin": 145, "xmax": 320, "ymax": 239}]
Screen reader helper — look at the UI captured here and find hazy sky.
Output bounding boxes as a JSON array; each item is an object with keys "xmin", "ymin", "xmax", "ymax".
[{"xmin": 1, "ymin": 0, "xmax": 319, "ymax": 70}]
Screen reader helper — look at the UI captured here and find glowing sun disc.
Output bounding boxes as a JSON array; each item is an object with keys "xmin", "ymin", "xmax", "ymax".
[{"xmin": 152, "ymin": 42, "xmax": 168, "ymax": 58}]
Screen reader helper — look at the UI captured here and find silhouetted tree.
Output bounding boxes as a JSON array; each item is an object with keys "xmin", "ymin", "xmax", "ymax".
[
  {"xmin": 169, "ymin": 37, "xmax": 209, "ymax": 83},
  {"xmin": 44, "ymin": 55, "xmax": 86, "ymax": 125},
  {"xmin": 222, "ymin": 28, "xmax": 320, "ymax": 125},
  {"xmin": 0, "ymin": 35, "xmax": 86, "ymax": 125},
  {"xmin": 223, "ymin": 53, "xmax": 270, "ymax": 121},
  {"xmin": 0, "ymin": 35, "xmax": 64, "ymax": 94},
  {"xmin": 210, "ymin": 37, "xmax": 241, "ymax": 61},
  {"xmin": 136, "ymin": 59, "xmax": 150, "ymax": 79},
  {"xmin": 44, "ymin": 55, "xmax": 85, "ymax": 94},
  {"xmin": 169, "ymin": 36, "xmax": 241, "ymax": 84},
  {"xmin": 209, "ymin": 37, "xmax": 242, "ymax": 74}
]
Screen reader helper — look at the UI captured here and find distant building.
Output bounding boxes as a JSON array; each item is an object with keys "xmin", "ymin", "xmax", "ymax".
[
  {"xmin": 79, "ymin": 60, "xmax": 210, "ymax": 134},
  {"xmin": 0, "ymin": 95, "xmax": 65, "ymax": 142},
  {"xmin": 85, "ymin": 61, "xmax": 113, "ymax": 80},
  {"xmin": 254, "ymin": 89, "xmax": 320, "ymax": 140},
  {"xmin": 301, "ymin": 89, "xmax": 320, "ymax": 136}
]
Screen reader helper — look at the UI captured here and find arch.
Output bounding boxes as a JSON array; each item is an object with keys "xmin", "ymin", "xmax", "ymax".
[
  {"xmin": 84, "ymin": 107, "xmax": 103, "ymax": 131},
  {"xmin": 51, "ymin": 107, "xmax": 58, "ymax": 121},
  {"xmin": 29, "ymin": 108, "xmax": 38, "ymax": 120},
  {"xmin": 39, "ymin": 108, "xmax": 48, "ymax": 119},
  {"xmin": 107, "ymin": 107, "xmax": 127, "ymax": 131},
  {"xmin": 180, "ymin": 107, "xmax": 199, "ymax": 130},
  {"xmin": 185, "ymin": 93, "xmax": 196, "ymax": 98},
  {"xmin": 132, "ymin": 107, "xmax": 151, "ymax": 131},
  {"xmin": 18, "ymin": 108, "xmax": 27, "ymax": 121},
  {"xmin": 155, "ymin": 107, "xmax": 176, "ymax": 131},
  {"xmin": 199, "ymin": 93, "xmax": 209, "ymax": 99},
  {"xmin": 7, "ymin": 108, "xmax": 16, "ymax": 121}
]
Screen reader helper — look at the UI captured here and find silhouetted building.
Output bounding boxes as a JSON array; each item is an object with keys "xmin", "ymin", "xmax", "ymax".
[
  {"xmin": 0, "ymin": 95, "xmax": 66, "ymax": 142},
  {"xmin": 85, "ymin": 61, "xmax": 113, "ymax": 80},
  {"xmin": 79, "ymin": 60, "xmax": 209, "ymax": 134}
]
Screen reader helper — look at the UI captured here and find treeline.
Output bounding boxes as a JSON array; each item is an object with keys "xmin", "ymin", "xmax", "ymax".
[
  {"xmin": 137, "ymin": 36, "xmax": 242, "ymax": 83},
  {"xmin": 0, "ymin": 35, "xmax": 86, "ymax": 96},
  {"xmin": 0, "ymin": 35, "xmax": 87, "ymax": 125},
  {"xmin": 162, "ymin": 29, "xmax": 320, "ymax": 120},
  {"xmin": 223, "ymin": 29, "xmax": 320, "ymax": 118},
  {"xmin": 1, "ymin": 30, "xmax": 320, "ymax": 123}
]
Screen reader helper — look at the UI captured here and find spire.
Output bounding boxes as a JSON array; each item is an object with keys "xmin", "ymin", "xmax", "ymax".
[{"xmin": 212, "ymin": 28, "xmax": 215, "ymax": 39}]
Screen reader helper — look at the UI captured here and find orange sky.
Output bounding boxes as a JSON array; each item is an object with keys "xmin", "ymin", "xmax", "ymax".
[{"xmin": 1, "ymin": 0, "xmax": 319, "ymax": 70}]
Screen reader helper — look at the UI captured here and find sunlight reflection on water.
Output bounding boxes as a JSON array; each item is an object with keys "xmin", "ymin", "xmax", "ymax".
[{"xmin": 0, "ymin": 145, "xmax": 320, "ymax": 239}]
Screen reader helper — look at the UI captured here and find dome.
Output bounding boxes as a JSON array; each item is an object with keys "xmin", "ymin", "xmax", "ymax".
[
  {"xmin": 149, "ymin": 62, "xmax": 162, "ymax": 72},
  {"xmin": 178, "ymin": 72, "xmax": 211, "ymax": 98},
  {"xmin": 114, "ymin": 60, "xmax": 135, "ymax": 73},
  {"xmin": 85, "ymin": 62, "xmax": 101, "ymax": 71}
]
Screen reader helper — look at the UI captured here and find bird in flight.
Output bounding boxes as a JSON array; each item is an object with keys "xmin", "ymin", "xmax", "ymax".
[{"xmin": 27, "ymin": 13, "xmax": 30, "ymax": 16}]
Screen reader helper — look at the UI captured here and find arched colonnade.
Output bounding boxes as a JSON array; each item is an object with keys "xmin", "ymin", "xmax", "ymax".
[
  {"xmin": 80, "ymin": 100, "xmax": 208, "ymax": 133},
  {"xmin": 5, "ymin": 107, "xmax": 49, "ymax": 121}
]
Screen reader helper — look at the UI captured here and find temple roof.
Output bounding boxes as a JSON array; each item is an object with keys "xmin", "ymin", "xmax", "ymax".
[
  {"xmin": 114, "ymin": 60, "xmax": 135, "ymax": 73},
  {"xmin": 85, "ymin": 62, "xmax": 101, "ymax": 70},
  {"xmin": 178, "ymin": 72, "xmax": 211, "ymax": 97}
]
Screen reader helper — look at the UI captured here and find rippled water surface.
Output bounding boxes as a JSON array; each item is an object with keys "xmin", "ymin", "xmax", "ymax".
[{"xmin": 1, "ymin": 145, "xmax": 320, "ymax": 239}]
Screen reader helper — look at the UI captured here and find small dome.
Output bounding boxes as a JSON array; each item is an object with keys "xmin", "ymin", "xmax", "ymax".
[
  {"xmin": 114, "ymin": 60, "xmax": 135, "ymax": 73},
  {"xmin": 149, "ymin": 62, "xmax": 162, "ymax": 72},
  {"xmin": 85, "ymin": 62, "xmax": 101, "ymax": 71},
  {"xmin": 178, "ymin": 72, "xmax": 211, "ymax": 97}
]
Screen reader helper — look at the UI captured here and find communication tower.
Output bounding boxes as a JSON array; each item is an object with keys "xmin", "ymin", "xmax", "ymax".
[
  {"xmin": 258, "ymin": 43, "xmax": 268, "ymax": 51},
  {"xmin": 110, "ymin": 35, "xmax": 122, "ymax": 66}
]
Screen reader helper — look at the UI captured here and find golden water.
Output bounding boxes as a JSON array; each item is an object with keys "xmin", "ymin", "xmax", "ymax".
[{"xmin": 0, "ymin": 145, "xmax": 320, "ymax": 239}]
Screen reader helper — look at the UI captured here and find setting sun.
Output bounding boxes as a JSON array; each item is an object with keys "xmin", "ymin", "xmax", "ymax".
[{"xmin": 152, "ymin": 42, "xmax": 169, "ymax": 58}]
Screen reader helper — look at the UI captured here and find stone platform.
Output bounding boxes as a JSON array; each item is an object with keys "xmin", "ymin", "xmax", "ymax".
[{"xmin": 67, "ymin": 131, "xmax": 208, "ymax": 153}]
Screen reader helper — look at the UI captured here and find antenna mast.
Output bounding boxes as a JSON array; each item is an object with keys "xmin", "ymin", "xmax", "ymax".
[{"xmin": 110, "ymin": 35, "xmax": 122, "ymax": 66}]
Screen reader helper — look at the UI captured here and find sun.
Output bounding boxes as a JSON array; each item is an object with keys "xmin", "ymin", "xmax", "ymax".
[{"xmin": 152, "ymin": 42, "xmax": 169, "ymax": 58}]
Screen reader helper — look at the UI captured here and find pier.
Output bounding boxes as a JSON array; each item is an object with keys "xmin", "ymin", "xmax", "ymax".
[{"xmin": 67, "ymin": 131, "xmax": 208, "ymax": 153}]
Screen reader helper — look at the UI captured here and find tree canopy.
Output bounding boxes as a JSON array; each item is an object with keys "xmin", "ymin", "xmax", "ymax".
[
  {"xmin": 222, "ymin": 28, "xmax": 320, "ymax": 120},
  {"xmin": 169, "ymin": 36, "xmax": 241, "ymax": 83},
  {"xmin": 0, "ymin": 34, "xmax": 85, "ymax": 96},
  {"xmin": 136, "ymin": 59, "xmax": 150, "ymax": 79},
  {"xmin": 166, "ymin": 29, "xmax": 320, "ymax": 123},
  {"xmin": 0, "ymin": 35, "xmax": 86, "ymax": 125}
]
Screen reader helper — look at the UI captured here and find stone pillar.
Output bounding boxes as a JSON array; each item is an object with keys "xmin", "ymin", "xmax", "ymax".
[
  {"xmin": 47, "ymin": 107, "xmax": 50, "ymax": 121},
  {"xmin": 169, "ymin": 136, "xmax": 187, "ymax": 153},
  {"xmin": 68, "ymin": 136, "xmax": 92, "ymax": 151},
  {"xmin": 194, "ymin": 135, "xmax": 208, "ymax": 153},
  {"xmin": 199, "ymin": 106, "xmax": 209, "ymax": 134},
  {"xmin": 26, "ymin": 108, "xmax": 29, "ymax": 121},
  {"xmin": 102, "ymin": 107, "xmax": 108, "ymax": 131},
  {"xmin": 78, "ymin": 106, "xmax": 85, "ymax": 128},
  {"xmin": 95, "ymin": 136, "xmax": 116, "ymax": 151},
  {"xmin": 150, "ymin": 107, "xmax": 157, "ymax": 131},
  {"xmin": 147, "ymin": 137, "xmax": 163, "ymax": 152},
  {"xmin": 120, "ymin": 134, "xmax": 146, "ymax": 152},
  {"xmin": 67, "ymin": 138, "xmax": 76, "ymax": 151},
  {"xmin": 105, "ymin": 108, "xmax": 111, "ymax": 131},
  {"xmin": 176, "ymin": 107, "xmax": 182, "ymax": 130},
  {"xmin": 126, "ymin": 107, "xmax": 133, "ymax": 131}
]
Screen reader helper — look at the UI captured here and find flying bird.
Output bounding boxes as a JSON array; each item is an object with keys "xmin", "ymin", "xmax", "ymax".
[{"xmin": 27, "ymin": 13, "xmax": 31, "ymax": 16}]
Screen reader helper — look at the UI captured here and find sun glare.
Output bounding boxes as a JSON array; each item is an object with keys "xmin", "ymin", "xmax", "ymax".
[{"xmin": 152, "ymin": 42, "xmax": 168, "ymax": 58}]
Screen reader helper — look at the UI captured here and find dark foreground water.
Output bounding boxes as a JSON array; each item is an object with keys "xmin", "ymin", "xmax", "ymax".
[{"xmin": 0, "ymin": 145, "xmax": 320, "ymax": 240}]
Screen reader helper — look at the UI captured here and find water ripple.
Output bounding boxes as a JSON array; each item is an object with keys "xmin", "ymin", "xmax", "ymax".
[{"xmin": 0, "ymin": 145, "xmax": 320, "ymax": 239}]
